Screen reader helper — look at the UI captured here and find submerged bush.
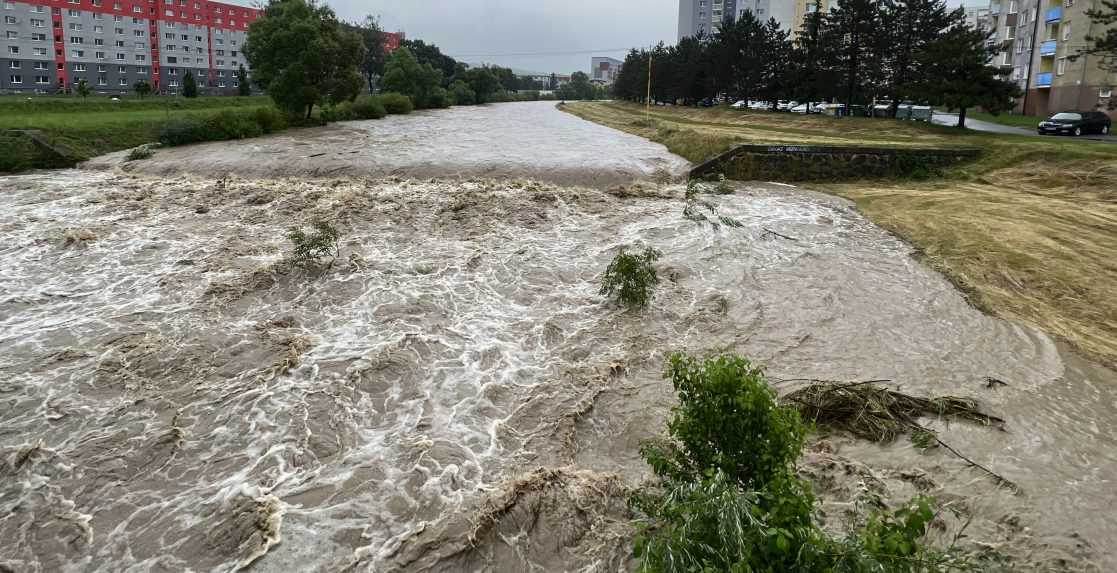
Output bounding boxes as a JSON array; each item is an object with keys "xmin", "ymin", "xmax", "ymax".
[
  {"xmin": 600, "ymin": 247, "xmax": 660, "ymax": 309},
  {"xmin": 125, "ymin": 145, "xmax": 154, "ymax": 162},
  {"xmin": 632, "ymin": 351, "xmax": 960, "ymax": 572},
  {"xmin": 375, "ymin": 92, "xmax": 414, "ymax": 115},
  {"xmin": 205, "ymin": 109, "xmax": 263, "ymax": 140},
  {"xmin": 253, "ymin": 106, "xmax": 288, "ymax": 133},
  {"xmin": 287, "ymin": 220, "xmax": 341, "ymax": 268},
  {"xmin": 644, "ymin": 352, "xmax": 807, "ymax": 488},
  {"xmin": 158, "ymin": 107, "xmax": 287, "ymax": 146}
]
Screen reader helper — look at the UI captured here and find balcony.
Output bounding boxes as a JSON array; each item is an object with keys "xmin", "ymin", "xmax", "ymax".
[
  {"xmin": 1045, "ymin": 6, "xmax": 1061, "ymax": 22},
  {"xmin": 1035, "ymin": 72, "xmax": 1052, "ymax": 87},
  {"xmin": 1039, "ymin": 39, "xmax": 1057, "ymax": 55}
]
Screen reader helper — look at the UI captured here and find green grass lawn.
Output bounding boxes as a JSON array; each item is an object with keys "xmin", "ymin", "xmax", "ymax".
[{"xmin": 0, "ymin": 95, "xmax": 275, "ymax": 170}]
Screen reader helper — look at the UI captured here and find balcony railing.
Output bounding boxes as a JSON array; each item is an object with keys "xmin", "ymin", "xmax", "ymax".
[
  {"xmin": 1045, "ymin": 6, "xmax": 1061, "ymax": 22},
  {"xmin": 1039, "ymin": 39, "xmax": 1057, "ymax": 55},
  {"xmin": 1035, "ymin": 72, "xmax": 1053, "ymax": 86}
]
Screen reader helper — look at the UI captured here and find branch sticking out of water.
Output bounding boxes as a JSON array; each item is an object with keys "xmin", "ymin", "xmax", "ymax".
[{"xmin": 783, "ymin": 380, "xmax": 1019, "ymax": 492}]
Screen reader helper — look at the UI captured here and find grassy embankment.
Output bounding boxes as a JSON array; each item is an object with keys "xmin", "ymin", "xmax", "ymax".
[
  {"xmin": 0, "ymin": 95, "xmax": 273, "ymax": 170},
  {"xmin": 564, "ymin": 100, "xmax": 1117, "ymax": 369}
]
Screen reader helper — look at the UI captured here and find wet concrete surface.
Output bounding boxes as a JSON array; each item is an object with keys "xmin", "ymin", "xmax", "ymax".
[
  {"xmin": 86, "ymin": 101, "xmax": 691, "ymax": 187},
  {"xmin": 2, "ymin": 103, "xmax": 1116, "ymax": 572},
  {"xmin": 932, "ymin": 112, "xmax": 1117, "ymax": 143}
]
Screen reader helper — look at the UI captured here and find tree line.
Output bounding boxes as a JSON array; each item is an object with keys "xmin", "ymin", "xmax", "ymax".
[
  {"xmin": 242, "ymin": 0, "xmax": 600, "ymax": 119},
  {"xmin": 612, "ymin": 0, "xmax": 1022, "ymax": 126}
]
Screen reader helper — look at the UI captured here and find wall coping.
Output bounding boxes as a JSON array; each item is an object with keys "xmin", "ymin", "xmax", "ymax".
[{"xmin": 691, "ymin": 143, "xmax": 981, "ymax": 179}]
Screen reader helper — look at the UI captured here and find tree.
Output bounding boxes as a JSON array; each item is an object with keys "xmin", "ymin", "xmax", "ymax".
[
  {"xmin": 879, "ymin": 0, "xmax": 957, "ymax": 115},
  {"xmin": 462, "ymin": 66, "xmax": 501, "ymax": 103},
  {"xmin": 448, "ymin": 80, "xmax": 475, "ymax": 105},
  {"xmin": 243, "ymin": 0, "xmax": 365, "ymax": 119},
  {"xmin": 133, "ymin": 79, "xmax": 152, "ymax": 98},
  {"xmin": 353, "ymin": 15, "xmax": 387, "ymax": 92},
  {"xmin": 1077, "ymin": 0, "xmax": 1117, "ymax": 74},
  {"xmin": 75, "ymin": 78, "xmax": 91, "ymax": 100},
  {"xmin": 919, "ymin": 22, "xmax": 1021, "ymax": 127},
  {"xmin": 829, "ymin": 0, "xmax": 885, "ymax": 110},
  {"xmin": 236, "ymin": 65, "xmax": 251, "ymax": 96},
  {"xmin": 182, "ymin": 71, "xmax": 198, "ymax": 97},
  {"xmin": 789, "ymin": 11, "xmax": 840, "ymax": 106},
  {"xmin": 401, "ymin": 39, "xmax": 457, "ymax": 86},
  {"xmin": 380, "ymin": 46, "xmax": 443, "ymax": 108}
]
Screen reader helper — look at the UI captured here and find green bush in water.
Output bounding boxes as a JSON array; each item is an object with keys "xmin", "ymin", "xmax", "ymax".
[{"xmin": 599, "ymin": 247, "xmax": 660, "ymax": 309}]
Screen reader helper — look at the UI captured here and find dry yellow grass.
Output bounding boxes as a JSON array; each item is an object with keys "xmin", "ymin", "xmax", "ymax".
[{"xmin": 565, "ymin": 100, "xmax": 1117, "ymax": 368}]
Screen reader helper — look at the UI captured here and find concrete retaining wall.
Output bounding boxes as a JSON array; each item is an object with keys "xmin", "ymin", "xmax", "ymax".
[{"xmin": 690, "ymin": 144, "xmax": 981, "ymax": 182}]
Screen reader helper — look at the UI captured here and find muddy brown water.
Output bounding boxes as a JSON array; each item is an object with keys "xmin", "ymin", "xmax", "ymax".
[{"xmin": 2, "ymin": 102, "xmax": 1116, "ymax": 572}]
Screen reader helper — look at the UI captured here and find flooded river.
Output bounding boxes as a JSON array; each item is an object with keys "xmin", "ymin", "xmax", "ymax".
[{"xmin": 2, "ymin": 102, "xmax": 1115, "ymax": 572}]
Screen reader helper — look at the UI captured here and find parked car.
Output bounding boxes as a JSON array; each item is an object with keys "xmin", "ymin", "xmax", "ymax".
[
  {"xmin": 790, "ymin": 103, "xmax": 823, "ymax": 114},
  {"xmin": 730, "ymin": 99, "xmax": 748, "ymax": 109},
  {"xmin": 697, "ymin": 98, "xmax": 715, "ymax": 107},
  {"xmin": 776, "ymin": 100, "xmax": 798, "ymax": 111},
  {"xmin": 749, "ymin": 100, "xmax": 770, "ymax": 110},
  {"xmin": 1037, "ymin": 111, "xmax": 1112, "ymax": 136}
]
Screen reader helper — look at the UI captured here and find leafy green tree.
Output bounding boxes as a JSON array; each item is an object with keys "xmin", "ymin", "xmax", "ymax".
[
  {"xmin": 462, "ymin": 66, "xmax": 501, "ymax": 103},
  {"xmin": 919, "ymin": 22, "xmax": 1021, "ymax": 127},
  {"xmin": 400, "ymin": 39, "xmax": 457, "ymax": 86},
  {"xmin": 353, "ymin": 15, "xmax": 387, "ymax": 92},
  {"xmin": 236, "ymin": 65, "xmax": 251, "ymax": 96},
  {"xmin": 182, "ymin": 71, "xmax": 198, "ymax": 97},
  {"xmin": 75, "ymin": 78, "xmax": 91, "ymax": 100},
  {"xmin": 380, "ymin": 46, "xmax": 443, "ymax": 108},
  {"xmin": 243, "ymin": 0, "xmax": 364, "ymax": 119},
  {"xmin": 448, "ymin": 79, "xmax": 475, "ymax": 105},
  {"xmin": 1077, "ymin": 0, "xmax": 1117, "ymax": 73},
  {"xmin": 134, "ymin": 79, "xmax": 152, "ymax": 98}
]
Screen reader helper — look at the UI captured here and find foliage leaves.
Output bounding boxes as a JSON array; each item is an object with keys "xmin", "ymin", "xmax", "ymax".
[
  {"xmin": 600, "ymin": 247, "xmax": 661, "ymax": 309},
  {"xmin": 243, "ymin": 0, "xmax": 364, "ymax": 119},
  {"xmin": 287, "ymin": 220, "xmax": 341, "ymax": 268}
]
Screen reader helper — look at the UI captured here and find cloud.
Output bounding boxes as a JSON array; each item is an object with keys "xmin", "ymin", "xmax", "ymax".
[{"xmin": 325, "ymin": 0, "xmax": 677, "ymax": 75}]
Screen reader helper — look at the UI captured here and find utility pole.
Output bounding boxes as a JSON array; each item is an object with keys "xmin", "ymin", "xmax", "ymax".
[
  {"xmin": 646, "ymin": 47, "xmax": 653, "ymax": 122},
  {"xmin": 1021, "ymin": 1, "xmax": 1042, "ymax": 115}
]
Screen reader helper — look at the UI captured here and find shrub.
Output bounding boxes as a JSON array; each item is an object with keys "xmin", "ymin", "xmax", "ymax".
[
  {"xmin": 427, "ymin": 86, "xmax": 452, "ymax": 109},
  {"xmin": 349, "ymin": 96, "xmax": 387, "ymax": 119},
  {"xmin": 449, "ymin": 80, "xmax": 476, "ymax": 105},
  {"xmin": 125, "ymin": 145, "xmax": 154, "ymax": 161},
  {"xmin": 204, "ymin": 109, "xmax": 263, "ymax": 140},
  {"xmin": 599, "ymin": 247, "xmax": 660, "ymax": 309},
  {"xmin": 319, "ymin": 102, "xmax": 355, "ymax": 122},
  {"xmin": 287, "ymin": 220, "xmax": 341, "ymax": 268},
  {"xmin": 158, "ymin": 118, "xmax": 207, "ymax": 146},
  {"xmin": 643, "ymin": 352, "xmax": 806, "ymax": 488},
  {"xmin": 376, "ymin": 92, "xmax": 414, "ymax": 115},
  {"xmin": 253, "ymin": 106, "xmax": 288, "ymax": 133}
]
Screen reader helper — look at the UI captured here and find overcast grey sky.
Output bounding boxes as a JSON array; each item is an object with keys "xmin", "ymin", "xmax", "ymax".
[
  {"xmin": 327, "ymin": 0, "xmax": 677, "ymax": 75},
  {"xmin": 326, "ymin": 0, "xmax": 971, "ymax": 76}
]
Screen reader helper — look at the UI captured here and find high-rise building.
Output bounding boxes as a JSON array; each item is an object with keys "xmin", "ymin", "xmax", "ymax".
[
  {"xmin": 590, "ymin": 56, "xmax": 621, "ymax": 84},
  {"xmin": 1, "ymin": 0, "xmax": 258, "ymax": 94},
  {"xmin": 989, "ymin": 0, "xmax": 1116, "ymax": 116},
  {"xmin": 678, "ymin": 0, "xmax": 739, "ymax": 40},
  {"xmin": 678, "ymin": 0, "xmax": 830, "ymax": 40}
]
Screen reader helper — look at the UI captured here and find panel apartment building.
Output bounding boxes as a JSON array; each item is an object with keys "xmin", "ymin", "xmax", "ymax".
[
  {"xmin": 2, "ymin": 0, "xmax": 257, "ymax": 94},
  {"xmin": 678, "ymin": 0, "xmax": 828, "ymax": 40},
  {"xmin": 989, "ymin": 0, "xmax": 1116, "ymax": 116}
]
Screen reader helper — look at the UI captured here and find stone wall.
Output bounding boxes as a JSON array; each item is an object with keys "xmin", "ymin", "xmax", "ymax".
[{"xmin": 690, "ymin": 144, "xmax": 981, "ymax": 182}]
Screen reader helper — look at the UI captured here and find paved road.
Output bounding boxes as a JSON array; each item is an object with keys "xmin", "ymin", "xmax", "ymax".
[{"xmin": 933, "ymin": 111, "xmax": 1117, "ymax": 143}]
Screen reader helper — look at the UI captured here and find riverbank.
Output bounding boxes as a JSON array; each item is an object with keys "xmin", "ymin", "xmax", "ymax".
[{"xmin": 563, "ymin": 100, "xmax": 1117, "ymax": 369}]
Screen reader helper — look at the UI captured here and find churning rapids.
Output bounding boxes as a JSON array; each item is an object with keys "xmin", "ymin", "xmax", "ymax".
[{"xmin": 2, "ymin": 102, "xmax": 1116, "ymax": 572}]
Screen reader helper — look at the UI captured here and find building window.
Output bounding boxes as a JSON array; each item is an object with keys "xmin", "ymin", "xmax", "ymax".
[
  {"xmin": 8, "ymin": 60, "xmax": 19, "ymax": 68},
  {"xmin": 32, "ymin": 32, "xmax": 46, "ymax": 40},
  {"xmin": 137, "ymin": 66, "xmax": 146, "ymax": 74},
  {"xmin": 7, "ymin": 45, "xmax": 18, "ymax": 54},
  {"xmin": 30, "ymin": 18, "xmax": 44, "ymax": 26},
  {"xmin": 94, "ymin": 38, "xmax": 103, "ymax": 45},
  {"xmin": 1062, "ymin": 21, "xmax": 1071, "ymax": 41},
  {"xmin": 5, "ymin": 30, "xmax": 15, "ymax": 39},
  {"xmin": 9, "ymin": 74, "xmax": 22, "ymax": 83},
  {"xmin": 97, "ymin": 64, "xmax": 105, "ymax": 72},
  {"xmin": 134, "ymin": 53, "xmax": 144, "ymax": 61},
  {"xmin": 114, "ymin": 40, "xmax": 123, "ymax": 47},
  {"xmin": 70, "ymin": 36, "xmax": 83, "ymax": 44},
  {"xmin": 97, "ymin": 75, "xmax": 106, "ymax": 85},
  {"xmin": 95, "ymin": 51, "xmax": 104, "ymax": 59},
  {"xmin": 68, "ymin": 22, "xmax": 82, "ymax": 30},
  {"xmin": 93, "ymin": 25, "xmax": 102, "ymax": 33},
  {"xmin": 34, "ymin": 61, "xmax": 47, "ymax": 69},
  {"xmin": 135, "ymin": 30, "xmax": 144, "ymax": 36},
  {"xmin": 216, "ymin": 59, "xmax": 224, "ymax": 66},
  {"xmin": 180, "ymin": 34, "xmax": 188, "ymax": 40},
  {"xmin": 1056, "ymin": 57, "xmax": 1067, "ymax": 75},
  {"xmin": 168, "ymin": 79, "xmax": 178, "ymax": 87},
  {"xmin": 119, "ymin": 77, "xmax": 128, "ymax": 85},
  {"xmin": 73, "ymin": 63, "xmax": 86, "ymax": 71},
  {"xmin": 36, "ymin": 75, "xmax": 50, "ymax": 83},
  {"xmin": 115, "ymin": 52, "xmax": 124, "ymax": 59},
  {"xmin": 67, "ymin": 9, "xmax": 80, "ymax": 17},
  {"xmin": 33, "ymin": 47, "xmax": 46, "ymax": 55},
  {"xmin": 134, "ymin": 41, "xmax": 144, "ymax": 49},
  {"xmin": 166, "ymin": 56, "xmax": 177, "ymax": 63}
]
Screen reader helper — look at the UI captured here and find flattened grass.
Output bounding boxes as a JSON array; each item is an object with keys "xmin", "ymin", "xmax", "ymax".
[{"xmin": 565, "ymin": 100, "xmax": 1117, "ymax": 368}]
